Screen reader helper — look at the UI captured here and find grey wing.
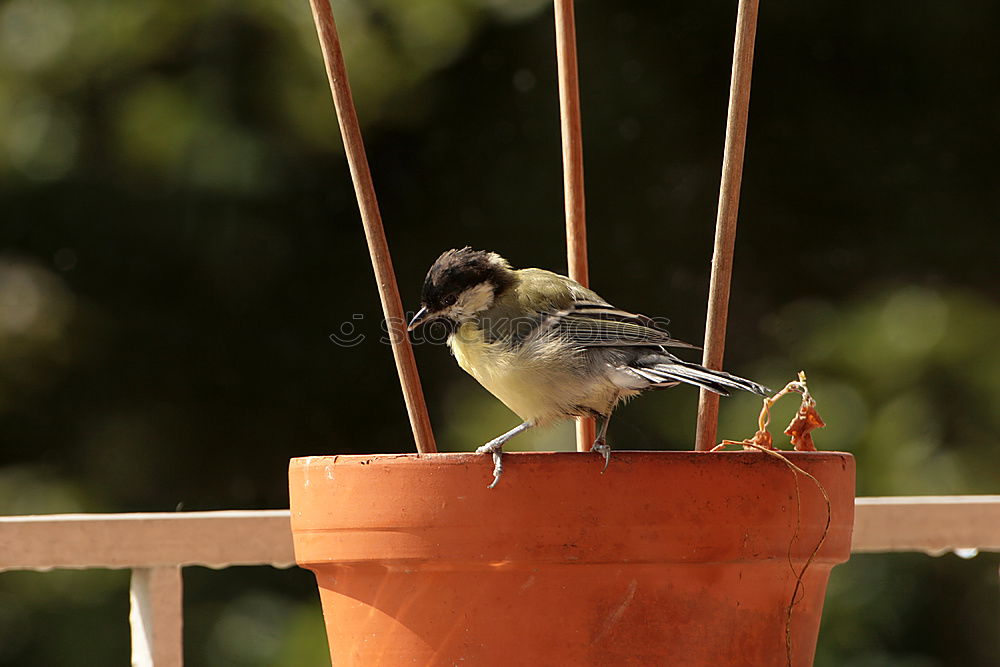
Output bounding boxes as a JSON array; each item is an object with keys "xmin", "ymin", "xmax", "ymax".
[
  {"xmin": 540, "ymin": 301, "xmax": 769, "ymax": 397},
  {"xmin": 540, "ymin": 300, "xmax": 701, "ymax": 350}
]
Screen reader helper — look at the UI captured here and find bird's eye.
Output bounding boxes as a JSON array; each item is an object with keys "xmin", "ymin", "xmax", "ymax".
[{"xmin": 443, "ymin": 295, "xmax": 457, "ymax": 307}]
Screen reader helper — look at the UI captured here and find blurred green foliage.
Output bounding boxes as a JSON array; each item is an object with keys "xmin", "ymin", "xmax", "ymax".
[{"xmin": 1, "ymin": 0, "xmax": 997, "ymax": 665}]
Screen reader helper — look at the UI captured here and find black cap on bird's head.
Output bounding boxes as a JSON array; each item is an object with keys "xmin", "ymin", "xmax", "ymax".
[{"xmin": 408, "ymin": 248, "xmax": 515, "ymax": 331}]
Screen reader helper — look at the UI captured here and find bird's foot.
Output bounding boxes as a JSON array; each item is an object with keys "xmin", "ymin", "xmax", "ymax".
[
  {"xmin": 475, "ymin": 440, "xmax": 505, "ymax": 489},
  {"xmin": 472, "ymin": 422, "xmax": 534, "ymax": 489},
  {"xmin": 592, "ymin": 438, "xmax": 611, "ymax": 473}
]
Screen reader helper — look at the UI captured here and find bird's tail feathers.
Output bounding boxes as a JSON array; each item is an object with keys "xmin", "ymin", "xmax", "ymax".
[{"xmin": 639, "ymin": 360, "xmax": 770, "ymax": 397}]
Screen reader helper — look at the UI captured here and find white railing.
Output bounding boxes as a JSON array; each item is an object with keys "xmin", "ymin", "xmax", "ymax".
[
  {"xmin": 2, "ymin": 497, "xmax": 998, "ymax": 666},
  {"xmin": 0, "ymin": 511, "xmax": 293, "ymax": 666}
]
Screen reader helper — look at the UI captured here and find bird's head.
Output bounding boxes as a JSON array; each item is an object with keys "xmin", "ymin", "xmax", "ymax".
[{"xmin": 408, "ymin": 248, "xmax": 515, "ymax": 331}]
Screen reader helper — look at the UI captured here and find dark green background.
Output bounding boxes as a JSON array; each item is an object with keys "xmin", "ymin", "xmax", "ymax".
[{"xmin": 1, "ymin": 1, "xmax": 997, "ymax": 664}]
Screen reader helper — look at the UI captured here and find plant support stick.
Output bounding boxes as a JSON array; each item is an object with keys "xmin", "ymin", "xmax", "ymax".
[
  {"xmin": 554, "ymin": 0, "xmax": 595, "ymax": 452},
  {"xmin": 307, "ymin": 0, "xmax": 437, "ymax": 454},
  {"xmin": 695, "ymin": 0, "xmax": 760, "ymax": 451}
]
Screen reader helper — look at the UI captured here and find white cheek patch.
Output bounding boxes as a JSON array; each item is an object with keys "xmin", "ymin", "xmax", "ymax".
[{"xmin": 453, "ymin": 282, "xmax": 495, "ymax": 318}]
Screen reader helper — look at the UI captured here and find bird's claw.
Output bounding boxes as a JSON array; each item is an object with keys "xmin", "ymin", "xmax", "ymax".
[
  {"xmin": 485, "ymin": 451, "xmax": 503, "ymax": 489},
  {"xmin": 476, "ymin": 441, "xmax": 505, "ymax": 489},
  {"xmin": 592, "ymin": 440, "xmax": 611, "ymax": 473}
]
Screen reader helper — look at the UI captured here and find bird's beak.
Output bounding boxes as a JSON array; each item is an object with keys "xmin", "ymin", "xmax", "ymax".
[{"xmin": 407, "ymin": 306, "xmax": 432, "ymax": 331}]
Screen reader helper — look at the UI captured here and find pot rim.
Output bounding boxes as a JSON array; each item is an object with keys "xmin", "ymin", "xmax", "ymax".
[{"xmin": 290, "ymin": 450, "xmax": 855, "ymax": 567}]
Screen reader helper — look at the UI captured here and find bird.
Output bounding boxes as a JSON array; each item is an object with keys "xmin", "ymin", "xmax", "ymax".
[{"xmin": 407, "ymin": 248, "xmax": 770, "ymax": 487}]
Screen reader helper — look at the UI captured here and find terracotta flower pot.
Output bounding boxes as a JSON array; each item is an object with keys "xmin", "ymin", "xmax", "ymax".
[{"xmin": 289, "ymin": 451, "xmax": 854, "ymax": 666}]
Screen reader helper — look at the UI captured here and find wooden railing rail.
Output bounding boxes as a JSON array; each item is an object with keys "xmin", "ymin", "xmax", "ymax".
[{"xmin": 0, "ymin": 510, "xmax": 293, "ymax": 667}]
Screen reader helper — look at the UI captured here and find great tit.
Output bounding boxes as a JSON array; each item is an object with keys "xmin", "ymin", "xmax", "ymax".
[{"xmin": 408, "ymin": 248, "xmax": 769, "ymax": 487}]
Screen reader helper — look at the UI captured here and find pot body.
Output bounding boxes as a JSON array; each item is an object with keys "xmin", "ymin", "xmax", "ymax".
[{"xmin": 290, "ymin": 451, "xmax": 855, "ymax": 666}]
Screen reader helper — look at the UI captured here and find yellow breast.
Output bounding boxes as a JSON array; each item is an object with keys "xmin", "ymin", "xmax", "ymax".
[{"xmin": 448, "ymin": 323, "xmax": 617, "ymax": 423}]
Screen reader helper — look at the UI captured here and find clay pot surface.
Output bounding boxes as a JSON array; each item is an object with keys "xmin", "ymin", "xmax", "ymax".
[{"xmin": 290, "ymin": 451, "xmax": 855, "ymax": 666}]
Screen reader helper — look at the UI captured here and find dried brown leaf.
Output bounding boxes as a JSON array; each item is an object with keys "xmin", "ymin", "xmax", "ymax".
[{"xmin": 785, "ymin": 403, "xmax": 825, "ymax": 452}]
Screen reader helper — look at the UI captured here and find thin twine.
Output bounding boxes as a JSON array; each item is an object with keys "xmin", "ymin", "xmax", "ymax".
[{"xmin": 713, "ymin": 372, "xmax": 832, "ymax": 667}]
